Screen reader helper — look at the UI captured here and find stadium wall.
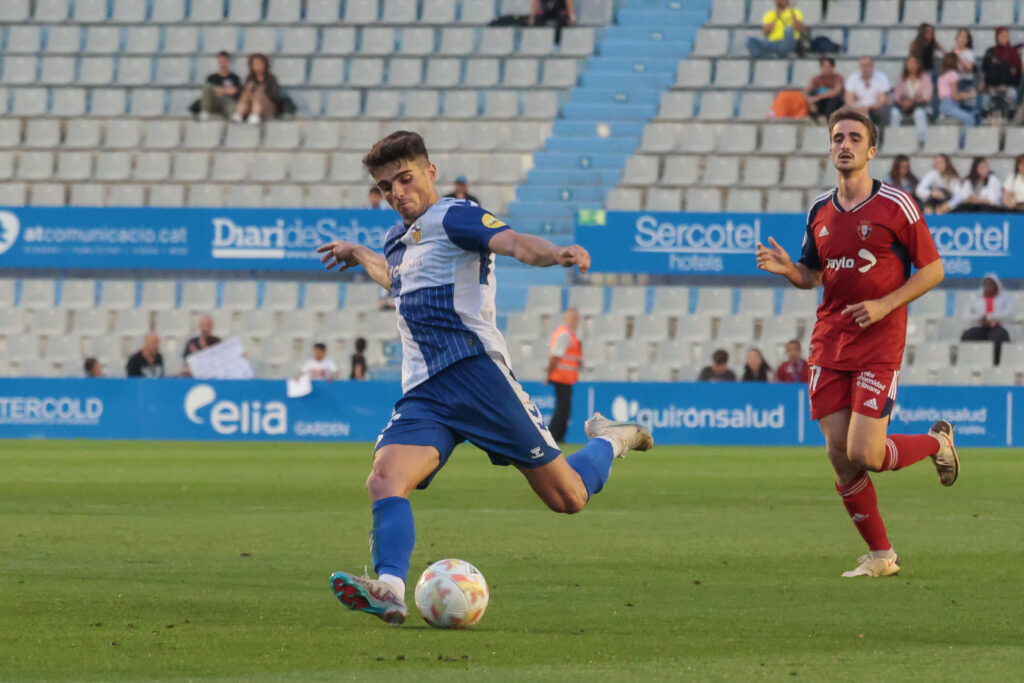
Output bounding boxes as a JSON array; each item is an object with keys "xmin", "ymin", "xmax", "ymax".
[
  {"xmin": 576, "ymin": 211, "xmax": 1021, "ymax": 278},
  {"xmin": 0, "ymin": 378, "xmax": 1015, "ymax": 447},
  {"xmin": 1, "ymin": 208, "xmax": 1020, "ymax": 279}
]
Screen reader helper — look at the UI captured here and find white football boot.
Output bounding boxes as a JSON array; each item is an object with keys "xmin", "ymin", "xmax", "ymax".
[
  {"xmin": 841, "ymin": 549, "xmax": 901, "ymax": 578},
  {"xmin": 584, "ymin": 412, "xmax": 654, "ymax": 458},
  {"xmin": 928, "ymin": 420, "xmax": 959, "ymax": 486},
  {"xmin": 330, "ymin": 571, "xmax": 407, "ymax": 625}
]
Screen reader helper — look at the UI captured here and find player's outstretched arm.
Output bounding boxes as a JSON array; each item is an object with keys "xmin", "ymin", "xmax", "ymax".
[
  {"xmin": 488, "ymin": 230, "xmax": 590, "ymax": 273},
  {"xmin": 842, "ymin": 259, "xmax": 945, "ymax": 328},
  {"xmin": 756, "ymin": 237, "xmax": 820, "ymax": 289},
  {"xmin": 317, "ymin": 240, "xmax": 392, "ymax": 290}
]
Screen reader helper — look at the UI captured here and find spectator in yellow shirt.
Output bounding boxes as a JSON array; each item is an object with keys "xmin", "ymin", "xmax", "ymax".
[{"xmin": 747, "ymin": 0, "xmax": 805, "ymax": 58}]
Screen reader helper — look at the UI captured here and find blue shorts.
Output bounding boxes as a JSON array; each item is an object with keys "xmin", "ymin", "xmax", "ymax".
[{"xmin": 375, "ymin": 354, "xmax": 562, "ymax": 489}]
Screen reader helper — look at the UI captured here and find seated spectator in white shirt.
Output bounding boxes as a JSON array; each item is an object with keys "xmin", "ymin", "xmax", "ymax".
[
  {"xmin": 915, "ymin": 154, "xmax": 961, "ymax": 214},
  {"xmin": 1003, "ymin": 154, "xmax": 1024, "ymax": 211},
  {"xmin": 301, "ymin": 342, "xmax": 338, "ymax": 381},
  {"xmin": 844, "ymin": 56, "xmax": 891, "ymax": 128},
  {"xmin": 947, "ymin": 157, "xmax": 1002, "ymax": 213}
]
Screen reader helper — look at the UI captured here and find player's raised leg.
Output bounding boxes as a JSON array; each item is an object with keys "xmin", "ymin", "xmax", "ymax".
[
  {"xmin": 330, "ymin": 444, "xmax": 440, "ymax": 625},
  {"xmin": 518, "ymin": 415, "xmax": 653, "ymax": 514}
]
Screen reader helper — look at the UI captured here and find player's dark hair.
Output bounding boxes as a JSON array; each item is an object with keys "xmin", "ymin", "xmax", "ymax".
[
  {"xmin": 216, "ymin": 50, "xmax": 231, "ymax": 59},
  {"xmin": 84, "ymin": 357, "xmax": 98, "ymax": 373},
  {"xmin": 712, "ymin": 349, "xmax": 729, "ymax": 365},
  {"xmin": 818, "ymin": 56, "xmax": 835, "ymax": 67},
  {"xmin": 827, "ymin": 107, "xmax": 878, "ymax": 149},
  {"xmin": 355, "ymin": 337, "xmax": 367, "ymax": 352},
  {"xmin": 363, "ymin": 131, "xmax": 430, "ymax": 172},
  {"xmin": 368, "ymin": 186, "xmax": 382, "ymax": 196},
  {"xmin": 786, "ymin": 339, "xmax": 801, "ymax": 348},
  {"xmin": 967, "ymin": 157, "xmax": 990, "ymax": 187},
  {"xmin": 313, "ymin": 342, "xmax": 326, "ymax": 352}
]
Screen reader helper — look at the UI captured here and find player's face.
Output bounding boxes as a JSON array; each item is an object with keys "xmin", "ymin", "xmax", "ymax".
[
  {"xmin": 829, "ymin": 120, "xmax": 875, "ymax": 174},
  {"xmin": 859, "ymin": 57, "xmax": 873, "ymax": 78},
  {"xmin": 313, "ymin": 347, "xmax": 325, "ymax": 361},
  {"xmin": 372, "ymin": 158, "xmax": 439, "ymax": 224}
]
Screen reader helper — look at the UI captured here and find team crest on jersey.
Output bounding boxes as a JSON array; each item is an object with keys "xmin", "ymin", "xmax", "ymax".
[
  {"xmin": 481, "ymin": 213, "xmax": 507, "ymax": 229},
  {"xmin": 411, "ymin": 225, "xmax": 422, "ymax": 243},
  {"xmin": 858, "ymin": 223, "xmax": 872, "ymax": 240}
]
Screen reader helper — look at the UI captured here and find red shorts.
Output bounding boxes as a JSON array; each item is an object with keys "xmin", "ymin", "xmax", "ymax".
[{"xmin": 808, "ymin": 366, "xmax": 900, "ymax": 421}]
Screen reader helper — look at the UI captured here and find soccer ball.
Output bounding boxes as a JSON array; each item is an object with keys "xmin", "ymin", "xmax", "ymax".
[{"xmin": 414, "ymin": 559, "xmax": 489, "ymax": 629}]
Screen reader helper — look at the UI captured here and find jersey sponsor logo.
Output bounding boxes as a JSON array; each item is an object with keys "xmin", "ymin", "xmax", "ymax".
[
  {"xmin": 481, "ymin": 213, "xmax": 507, "ymax": 229},
  {"xmin": 858, "ymin": 223, "xmax": 872, "ymax": 240},
  {"xmin": 823, "ymin": 249, "xmax": 877, "ymax": 273},
  {"xmin": 184, "ymin": 383, "xmax": 286, "ymax": 435},
  {"xmin": 857, "ymin": 248, "xmax": 877, "ymax": 273},
  {"xmin": 863, "ymin": 397, "xmax": 879, "ymax": 410},
  {"xmin": 0, "ymin": 210, "xmax": 21, "ymax": 255},
  {"xmin": 818, "ymin": 225, "xmax": 829, "ymax": 238}
]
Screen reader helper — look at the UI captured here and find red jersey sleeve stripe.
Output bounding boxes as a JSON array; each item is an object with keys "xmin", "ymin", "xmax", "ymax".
[{"xmin": 878, "ymin": 186, "xmax": 921, "ymax": 224}]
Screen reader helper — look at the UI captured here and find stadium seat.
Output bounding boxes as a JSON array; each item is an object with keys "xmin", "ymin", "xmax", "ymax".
[
  {"xmin": 567, "ymin": 287, "xmax": 604, "ymax": 316},
  {"xmin": 752, "ymin": 60, "xmax": 790, "ymax": 88},
  {"xmin": 696, "ymin": 287, "xmax": 733, "ymax": 316},
  {"xmin": 24, "ymin": 120, "xmax": 61, "ymax": 148},
  {"xmin": 912, "ymin": 342, "xmax": 952, "ymax": 369},
  {"xmin": 685, "ymin": 188, "xmax": 722, "ymax": 212},
  {"xmin": 698, "ymin": 92, "xmax": 735, "ymax": 120},
  {"xmin": 759, "ymin": 315, "xmax": 800, "ymax": 344},
  {"xmin": 659, "ymin": 91, "xmax": 695, "ymax": 119},
  {"xmin": 701, "ymin": 156, "xmax": 739, "ymax": 186},
  {"xmin": 956, "ymin": 342, "xmax": 995, "ymax": 369},
  {"xmin": 95, "ymin": 152, "xmax": 132, "ymax": 181},
  {"xmin": 525, "ymin": 285, "xmax": 562, "ymax": 315},
  {"xmin": 57, "ymin": 279, "xmax": 96, "ymax": 310},
  {"xmin": 608, "ymin": 287, "xmax": 646, "ymax": 315},
  {"xmin": 106, "ymin": 184, "xmax": 145, "ymax": 207},
  {"xmin": 676, "ymin": 59, "xmax": 712, "ymax": 88},
  {"xmin": 766, "ymin": 189, "xmax": 804, "ymax": 213},
  {"xmin": 693, "ymin": 29, "xmax": 729, "ymax": 57},
  {"xmin": 148, "ymin": 183, "xmax": 185, "ymax": 207},
  {"xmin": 662, "ymin": 156, "xmax": 701, "ymax": 186},
  {"xmin": 979, "ymin": 0, "xmax": 1014, "ymax": 26},
  {"xmin": 680, "ymin": 123, "xmax": 718, "ymax": 154},
  {"xmin": 725, "ymin": 189, "xmax": 762, "ymax": 212},
  {"xmin": 622, "ymin": 156, "xmax": 659, "ymax": 186},
  {"xmin": 741, "ymin": 158, "xmax": 780, "ymax": 187},
  {"xmin": 140, "ymin": 280, "xmax": 177, "ymax": 311},
  {"xmin": 646, "ymin": 187, "xmax": 682, "ymax": 211},
  {"xmin": 181, "ymin": 281, "xmax": 217, "ymax": 312},
  {"xmin": 0, "ymin": 182, "xmax": 27, "ymax": 205},
  {"xmin": 714, "ymin": 60, "xmax": 749, "ymax": 88}
]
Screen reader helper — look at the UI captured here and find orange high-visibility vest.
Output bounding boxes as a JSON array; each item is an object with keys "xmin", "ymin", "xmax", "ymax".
[{"xmin": 548, "ymin": 324, "xmax": 582, "ymax": 384}]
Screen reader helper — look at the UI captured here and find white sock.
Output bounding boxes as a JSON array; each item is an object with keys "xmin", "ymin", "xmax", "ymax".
[
  {"xmin": 870, "ymin": 547, "xmax": 896, "ymax": 559},
  {"xmin": 597, "ymin": 434, "xmax": 622, "ymax": 457},
  {"xmin": 378, "ymin": 573, "xmax": 406, "ymax": 597}
]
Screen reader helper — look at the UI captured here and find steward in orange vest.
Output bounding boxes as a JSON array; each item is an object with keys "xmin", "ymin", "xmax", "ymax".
[{"xmin": 547, "ymin": 308, "xmax": 582, "ymax": 442}]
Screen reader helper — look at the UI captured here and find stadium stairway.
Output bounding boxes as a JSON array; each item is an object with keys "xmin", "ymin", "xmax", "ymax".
[{"xmin": 507, "ymin": 0, "xmax": 711, "ymax": 240}]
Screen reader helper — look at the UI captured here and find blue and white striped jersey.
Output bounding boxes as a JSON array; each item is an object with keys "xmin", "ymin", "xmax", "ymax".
[{"xmin": 383, "ymin": 196, "xmax": 513, "ymax": 393}]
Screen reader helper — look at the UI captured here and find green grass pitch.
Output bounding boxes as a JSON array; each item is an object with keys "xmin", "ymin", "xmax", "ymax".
[{"xmin": 2, "ymin": 439, "xmax": 1022, "ymax": 681}]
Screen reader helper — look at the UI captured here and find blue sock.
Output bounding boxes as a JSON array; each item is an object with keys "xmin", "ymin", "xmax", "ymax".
[
  {"xmin": 370, "ymin": 496, "xmax": 415, "ymax": 582},
  {"xmin": 566, "ymin": 438, "xmax": 615, "ymax": 497}
]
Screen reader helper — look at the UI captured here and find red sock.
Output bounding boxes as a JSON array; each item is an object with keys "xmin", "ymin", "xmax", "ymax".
[
  {"xmin": 882, "ymin": 434, "xmax": 939, "ymax": 471},
  {"xmin": 835, "ymin": 472, "xmax": 890, "ymax": 552}
]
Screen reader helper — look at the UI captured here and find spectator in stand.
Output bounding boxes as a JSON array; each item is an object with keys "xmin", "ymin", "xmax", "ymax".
[
  {"xmin": 350, "ymin": 337, "xmax": 368, "ymax": 380},
  {"xmin": 884, "ymin": 155, "xmax": 919, "ymax": 194},
  {"xmin": 197, "ymin": 51, "xmax": 242, "ymax": 121},
  {"xmin": 126, "ymin": 332, "xmax": 164, "ymax": 378},
  {"xmin": 1003, "ymin": 154, "xmax": 1024, "ymax": 212},
  {"xmin": 366, "ymin": 186, "xmax": 388, "ymax": 210},
  {"xmin": 698, "ymin": 348, "xmax": 736, "ymax": 382},
  {"xmin": 948, "ymin": 157, "xmax": 1002, "ymax": 213},
  {"xmin": 529, "ymin": 0, "xmax": 575, "ymax": 44},
  {"xmin": 803, "ymin": 56, "xmax": 845, "ymax": 122},
  {"xmin": 232, "ymin": 54, "xmax": 282, "ymax": 125},
  {"xmin": 83, "ymin": 357, "xmax": 104, "ymax": 378},
  {"xmin": 961, "ymin": 273, "xmax": 1014, "ymax": 365},
  {"xmin": 775, "ymin": 339, "xmax": 809, "ymax": 383},
  {"xmin": 915, "ymin": 153, "xmax": 960, "ymax": 214},
  {"xmin": 844, "ymin": 56, "xmax": 891, "ymax": 129},
  {"xmin": 301, "ymin": 342, "xmax": 338, "ymax": 381},
  {"xmin": 444, "ymin": 175, "xmax": 480, "ymax": 204},
  {"xmin": 746, "ymin": 0, "xmax": 805, "ymax": 59},
  {"xmin": 741, "ymin": 348, "xmax": 771, "ymax": 382},
  {"xmin": 889, "ymin": 56, "xmax": 933, "ymax": 148},
  {"xmin": 183, "ymin": 315, "xmax": 222, "ymax": 358},
  {"xmin": 954, "ymin": 28, "xmax": 977, "ymax": 79},
  {"xmin": 981, "ymin": 27, "xmax": 1022, "ymax": 121},
  {"xmin": 937, "ymin": 53, "xmax": 979, "ymax": 136},
  {"xmin": 908, "ymin": 23, "xmax": 945, "ymax": 75}
]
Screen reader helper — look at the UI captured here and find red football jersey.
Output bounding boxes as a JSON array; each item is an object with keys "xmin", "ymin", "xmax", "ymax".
[{"xmin": 798, "ymin": 180, "xmax": 941, "ymax": 371}]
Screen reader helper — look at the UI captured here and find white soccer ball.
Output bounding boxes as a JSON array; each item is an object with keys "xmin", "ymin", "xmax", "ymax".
[{"xmin": 414, "ymin": 559, "xmax": 489, "ymax": 629}]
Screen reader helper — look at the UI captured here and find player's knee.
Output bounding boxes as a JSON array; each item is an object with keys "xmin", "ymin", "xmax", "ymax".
[
  {"xmin": 366, "ymin": 462, "xmax": 401, "ymax": 499},
  {"xmin": 547, "ymin": 488, "xmax": 587, "ymax": 515},
  {"xmin": 848, "ymin": 445, "xmax": 883, "ymax": 472}
]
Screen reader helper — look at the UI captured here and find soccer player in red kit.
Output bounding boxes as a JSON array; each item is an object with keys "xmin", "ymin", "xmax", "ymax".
[{"xmin": 756, "ymin": 108, "xmax": 960, "ymax": 577}]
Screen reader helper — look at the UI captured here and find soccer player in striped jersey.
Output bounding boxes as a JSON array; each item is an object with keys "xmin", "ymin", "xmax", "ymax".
[
  {"xmin": 756, "ymin": 108, "xmax": 960, "ymax": 578},
  {"xmin": 318, "ymin": 131, "xmax": 652, "ymax": 624}
]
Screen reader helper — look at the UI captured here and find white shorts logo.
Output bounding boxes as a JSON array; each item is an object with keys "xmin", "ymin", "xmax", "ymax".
[{"xmin": 863, "ymin": 397, "xmax": 878, "ymax": 410}]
